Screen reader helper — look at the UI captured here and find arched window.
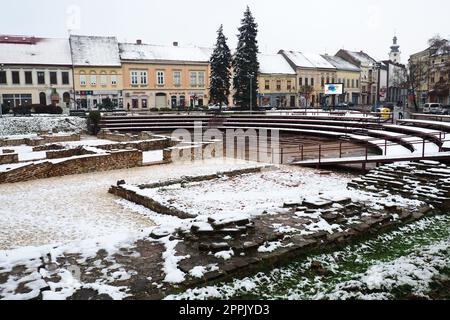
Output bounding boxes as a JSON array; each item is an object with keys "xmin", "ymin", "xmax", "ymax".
[
  {"xmin": 63, "ymin": 92, "xmax": 71, "ymax": 105},
  {"xmin": 79, "ymin": 71, "xmax": 86, "ymax": 86},
  {"xmin": 100, "ymin": 71, "xmax": 107, "ymax": 86},
  {"xmin": 90, "ymin": 71, "xmax": 97, "ymax": 86},
  {"xmin": 111, "ymin": 71, "xmax": 117, "ymax": 85},
  {"xmin": 39, "ymin": 92, "xmax": 47, "ymax": 105}
]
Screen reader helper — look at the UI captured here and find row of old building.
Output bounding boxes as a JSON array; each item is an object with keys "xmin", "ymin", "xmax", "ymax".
[{"xmin": 0, "ymin": 34, "xmax": 438, "ymax": 110}]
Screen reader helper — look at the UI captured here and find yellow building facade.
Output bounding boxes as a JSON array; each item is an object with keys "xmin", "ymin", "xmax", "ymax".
[
  {"xmin": 73, "ymin": 67, "xmax": 123, "ymax": 108},
  {"xmin": 257, "ymin": 54, "xmax": 298, "ymax": 108},
  {"xmin": 70, "ymin": 35, "xmax": 124, "ymax": 109}
]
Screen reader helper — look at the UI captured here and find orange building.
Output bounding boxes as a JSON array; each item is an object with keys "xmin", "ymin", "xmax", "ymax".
[{"xmin": 119, "ymin": 41, "xmax": 211, "ymax": 109}]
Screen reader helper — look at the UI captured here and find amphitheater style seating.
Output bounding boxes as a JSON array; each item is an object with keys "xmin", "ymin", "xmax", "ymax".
[{"xmin": 99, "ymin": 113, "xmax": 450, "ymax": 167}]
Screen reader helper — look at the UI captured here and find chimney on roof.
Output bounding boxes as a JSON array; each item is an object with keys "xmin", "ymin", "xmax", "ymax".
[
  {"xmin": 136, "ymin": 39, "xmax": 142, "ymax": 45},
  {"xmin": 173, "ymin": 41, "xmax": 178, "ymax": 47}
]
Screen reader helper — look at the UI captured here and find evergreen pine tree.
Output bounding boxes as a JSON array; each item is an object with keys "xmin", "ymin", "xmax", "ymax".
[
  {"xmin": 233, "ymin": 6, "xmax": 259, "ymax": 110},
  {"xmin": 209, "ymin": 25, "xmax": 232, "ymax": 108}
]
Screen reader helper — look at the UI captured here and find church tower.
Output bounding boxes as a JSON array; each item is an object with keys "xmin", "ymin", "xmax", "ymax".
[{"xmin": 389, "ymin": 35, "xmax": 401, "ymax": 63}]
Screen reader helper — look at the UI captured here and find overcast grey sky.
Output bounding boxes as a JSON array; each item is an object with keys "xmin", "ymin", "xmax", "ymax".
[{"xmin": 1, "ymin": 0, "xmax": 449, "ymax": 62}]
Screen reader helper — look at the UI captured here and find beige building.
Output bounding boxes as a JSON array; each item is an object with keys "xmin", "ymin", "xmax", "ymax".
[
  {"xmin": 119, "ymin": 41, "xmax": 211, "ymax": 109},
  {"xmin": 0, "ymin": 35, "xmax": 73, "ymax": 109},
  {"xmin": 279, "ymin": 50, "xmax": 337, "ymax": 107},
  {"xmin": 321, "ymin": 54, "xmax": 361, "ymax": 104},
  {"xmin": 335, "ymin": 50, "xmax": 379, "ymax": 105},
  {"xmin": 258, "ymin": 54, "xmax": 297, "ymax": 108},
  {"xmin": 409, "ymin": 43, "xmax": 450, "ymax": 106}
]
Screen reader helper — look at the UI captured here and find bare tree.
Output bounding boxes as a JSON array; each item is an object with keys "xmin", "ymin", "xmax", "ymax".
[
  {"xmin": 428, "ymin": 35, "xmax": 450, "ymax": 101},
  {"xmin": 407, "ymin": 58, "xmax": 427, "ymax": 111}
]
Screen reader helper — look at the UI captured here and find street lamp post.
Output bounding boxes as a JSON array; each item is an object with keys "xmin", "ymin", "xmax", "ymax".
[
  {"xmin": 0, "ymin": 64, "xmax": 4, "ymax": 118},
  {"xmin": 248, "ymin": 73, "xmax": 254, "ymax": 112}
]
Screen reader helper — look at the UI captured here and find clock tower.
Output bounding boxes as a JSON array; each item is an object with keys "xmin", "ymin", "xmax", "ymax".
[{"xmin": 389, "ymin": 35, "xmax": 401, "ymax": 63}]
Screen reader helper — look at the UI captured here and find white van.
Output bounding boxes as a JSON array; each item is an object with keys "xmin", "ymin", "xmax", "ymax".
[{"xmin": 423, "ymin": 103, "xmax": 442, "ymax": 114}]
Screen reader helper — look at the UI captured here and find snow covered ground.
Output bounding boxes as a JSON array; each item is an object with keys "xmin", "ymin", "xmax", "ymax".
[
  {"xmin": 0, "ymin": 145, "xmax": 46, "ymax": 162},
  {"xmin": 0, "ymin": 116, "xmax": 86, "ymax": 136},
  {"xmin": 166, "ymin": 215, "xmax": 450, "ymax": 300},
  {"xmin": 142, "ymin": 150, "xmax": 164, "ymax": 164},
  {"xmin": 0, "ymin": 158, "xmax": 260, "ymax": 250},
  {"xmin": 123, "ymin": 166, "xmax": 421, "ymax": 222}
]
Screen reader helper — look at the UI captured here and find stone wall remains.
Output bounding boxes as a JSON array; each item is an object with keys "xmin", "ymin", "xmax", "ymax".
[
  {"xmin": 0, "ymin": 150, "xmax": 142, "ymax": 184},
  {"xmin": 0, "ymin": 153, "xmax": 19, "ymax": 165}
]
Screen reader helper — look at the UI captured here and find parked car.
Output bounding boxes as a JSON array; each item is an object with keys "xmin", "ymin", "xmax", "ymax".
[
  {"xmin": 208, "ymin": 103, "xmax": 228, "ymax": 111},
  {"xmin": 258, "ymin": 104, "xmax": 276, "ymax": 111},
  {"xmin": 423, "ymin": 103, "xmax": 443, "ymax": 114},
  {"xmin": 438, "ymin": 105, "xmax": 450, "ymax": 115},
  {"xmin": 334, "ymin": 103, "xmax": 350, "ymax": 110}
]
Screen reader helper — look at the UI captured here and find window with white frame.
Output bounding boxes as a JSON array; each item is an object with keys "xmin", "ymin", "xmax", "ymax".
[
  {"xmin": 190, "ymin": 72, "xmax": 197, "ymax": 86},
  {"xmin": 90, "ymin": 73, "xmax": 97, "ymax": 86},
  {"xmin": 111, "ymin": 74, "xmax": 117, "ymax": 85},
  {"xmin": 198, "ymin": 72, "xmax": 205, "ymax": 87},
  {"xmin": 80, "ymin": 72, "xmax": 86, "ymax": 86},
  {"xmin": 157, "ymin": 71, "xmax": 165, "ymax": 85},
  {"xmin": 140, "ymin": 71, "xmax": 148, "ymax": 85},
  {"xmin": 131, "ymin": 71, "xmax": 138, "ymax": 85},
  {"xmin": 173, "ymin": 71, "xmax": 181, "ymax": 86},
  {"xmin": 100, "ymin": 72, "xmax": 107, "ymax": 86}
]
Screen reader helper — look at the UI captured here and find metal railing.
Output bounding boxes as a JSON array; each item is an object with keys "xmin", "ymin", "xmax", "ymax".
[{"xmin": 278, "ymin": 130, "xmax": 448, "ymax": 164}]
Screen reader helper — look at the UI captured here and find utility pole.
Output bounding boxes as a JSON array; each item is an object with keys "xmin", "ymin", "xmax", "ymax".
[
  {"xmin": 0, "ymin": 64, "xmax": 3, "ymax": 118},
  {"xmin": 249, "ymin": 73, "xmax": 254, "ymax": 112}
]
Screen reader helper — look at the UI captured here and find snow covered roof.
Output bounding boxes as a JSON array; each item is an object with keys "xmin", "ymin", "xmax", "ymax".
[
  {"xmin": 0, "ymin": 36, "xmax": 72, "ymax": 66},
  {"xmin": 70, "ymin": 35, "xmax": 121, "ymax": 67},
  {"xmin": 321, "ymin": 54, "xmax": 361, "ymax": 72},
  {"xmin": 119, "ymin": 43, "xmax": 211, "ymax": 63},
  {"xmin": 258, "ymin": 54, "xmax": 296, "ymax": 75},
  {"xmin": 280, "ymin": 50, "xmax": 335, "ymax": 69},
  {"xmin": 341, "ymin": 50, "xmax": 378, "ymax": 66}
]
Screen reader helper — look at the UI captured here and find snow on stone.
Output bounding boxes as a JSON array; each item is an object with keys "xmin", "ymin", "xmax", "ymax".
[
  {"xmin": 0, "ymin": 37, "xmax": 72, "ymax": 66},
  {"xmin": 119, "ymin": 42, "xmax": 210, "ymax": 62},
  {"xmin": 214, "ymin": 249, "xmax": 234, "ymax": 260},
  {"xmin": 189, "ymin": 264, "xmax": 219, "ymax": 279},
  {"xmin": 0, "ymin": 145, "xmax": 46, "ymax": 162},
  {"xmin": 70, "ymin": 35, "xmax": 121, "ymax": 67},
  {"xmin": 0, "ymin": 116, "xmax": 86, "ymax": 136},
  {"xmin": 258, "ymin": 241, "xmax": 284, "ymax": 253},
  {"xmin": 142, "ymin": 150, "xmax": 164, "ymax": 164},
  {"xmin": 259, "ymin": 54, "xmax": 296, "ymax": 75},
  {"xmin": 160, "ymin": 236, "xmax": 189, "ymax": 284}
]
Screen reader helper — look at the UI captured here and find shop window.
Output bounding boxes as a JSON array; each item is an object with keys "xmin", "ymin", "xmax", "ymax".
[
  {"xmin": 39, "ymin": 92, "xmax": 47, "ymax": 105},
  {"xmin": 132, "ymin": 98, "xmax": 138, "ymax": 108}
]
